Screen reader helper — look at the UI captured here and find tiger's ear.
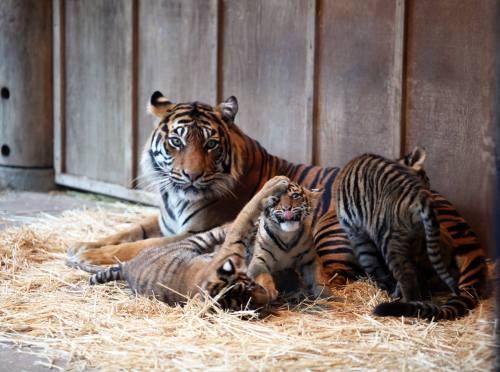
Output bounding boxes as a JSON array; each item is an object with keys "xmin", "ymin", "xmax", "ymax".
[
  {"xmin": 399, "ymin": 147, "xmax": 426, "ymax": 171},
  {"xmin": 217, "ymin": 96, "xmax": 238, "ymax": 123},
  {"xmin": 148, "ymin": 91, "xmax": 175, "ymax": 118}
]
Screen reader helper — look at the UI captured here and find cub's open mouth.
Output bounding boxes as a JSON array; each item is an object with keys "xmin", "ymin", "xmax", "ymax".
[{"xmin": 279, "ymin": 221, "xmax": 301, "ymax": 232}]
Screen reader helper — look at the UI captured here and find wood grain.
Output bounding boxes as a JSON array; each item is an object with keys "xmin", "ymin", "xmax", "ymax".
[
  {"xmin": 136, "ymin": 0, "xmax": 218, "ymax": 179},
  {"xmin": 64, "ymin": 0, "xmax": 133, "ymax": 186},
  {"xmin": 221, "ymin": 0, "xmax": 315, "ymax": 164},
  {"xmin": 0, "ymin": 0, "xmax": 53, "ymax": 167},
  {"xmin": 316, "ymin": 0, "xmax": 403, "ymax": 167},
  {"xmin": 404, "ymin": 0, "xmax": 497, "ymax": 252}
]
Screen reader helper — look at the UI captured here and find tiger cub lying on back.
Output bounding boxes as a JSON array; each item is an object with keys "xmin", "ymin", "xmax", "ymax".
[
  {"xmin": 334, "ymin": 148, "xmax": 462, "ymax": 319},
  {"xmin": 76, "ymin": 176, "xmax": 293, "ymax": 310}
]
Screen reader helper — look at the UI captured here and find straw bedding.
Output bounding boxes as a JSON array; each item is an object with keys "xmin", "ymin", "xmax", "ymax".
[{"xmin": 0, "ymin": 203, "xmax": 495, "ymax": 371}]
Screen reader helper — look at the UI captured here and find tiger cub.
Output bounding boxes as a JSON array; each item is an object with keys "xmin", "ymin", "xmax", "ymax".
[
  {"xmin": 334, "ymin": 147, "xmax": 459, "ymax": 305},
  {"xmin": 195, "ymin": 176, "xmax": 331, "ymax": 302},
  {"xmin": 78, "ymin": 176, "xmax": 292, "ymax": 309},
  {"xmin": 245, "ymin": 181, "xmax": 331, "ymax": 301}
]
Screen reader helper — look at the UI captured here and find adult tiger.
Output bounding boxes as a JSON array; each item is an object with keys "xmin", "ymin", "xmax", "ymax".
[{"xmin": 68, "ymin": 92, "xmax": 487, "ymax": 313}]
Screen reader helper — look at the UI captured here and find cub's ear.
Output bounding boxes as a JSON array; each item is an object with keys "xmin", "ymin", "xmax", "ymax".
[
  {"xmin": 216, "ymin": 257, "xmax": 236, "ymax": 278},
  {"xmin": 147, "ymin": 91, "xmax": 175, "ymax": 118},
  {"xmin": 399, "ymin": 147, "xmax": 426, "ymax": 171},
  {"xmin": 217, "ymin": 96, "xmax": 238, "ymax": 123}
]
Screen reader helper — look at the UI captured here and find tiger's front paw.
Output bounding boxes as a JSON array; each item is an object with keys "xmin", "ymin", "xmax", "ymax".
[
  {"xmin": 67, "ymin": 242, "xmax": 119, "ymax": 266},
  {"xmin": 261, "ymin": 176, "xmax": 290, "ymax": 197}
]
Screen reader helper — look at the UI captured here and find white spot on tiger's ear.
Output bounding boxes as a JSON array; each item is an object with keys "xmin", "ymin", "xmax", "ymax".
[{"xmin": 222, "ymin": 259, "xmax": 234, "ymax": 274}]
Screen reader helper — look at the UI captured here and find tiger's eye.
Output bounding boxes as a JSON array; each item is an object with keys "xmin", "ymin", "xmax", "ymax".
[
  {"xmin": 169, "ymin": 137, "xmax": 182, "ymax": 148},
  {"xmin": 205, "ymin": 139, "xmax": 219, "ymax": 150},
  {"xmin": 291, "ymin": 192, "xmax": 301, "ymax": 199}
]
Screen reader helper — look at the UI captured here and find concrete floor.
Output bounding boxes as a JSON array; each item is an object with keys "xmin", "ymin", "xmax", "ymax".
[{"xmin": 0, "ymin": 190, "xmax": 121, "ymax": 371}]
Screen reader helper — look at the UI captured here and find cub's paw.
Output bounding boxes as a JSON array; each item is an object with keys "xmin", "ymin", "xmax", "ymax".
[
  {"xmin": 249, "ymin": 283, "xmax": 272, "ymax": 306},
  {"xmin": 263, "ymin": 285, "xmax": 279, "ymax": 302},
  {"xmin": 254, "ymin": 272, "xmax": 279, "ymax": 301},
  {"xmin": 261, "ymin": 176, "xmax": 290, "ymax": 196}
]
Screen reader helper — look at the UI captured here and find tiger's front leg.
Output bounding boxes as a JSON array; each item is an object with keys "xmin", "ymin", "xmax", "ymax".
[{"xmin": 67, "ymin": 215, "xmax": 188, "ymax": 265}]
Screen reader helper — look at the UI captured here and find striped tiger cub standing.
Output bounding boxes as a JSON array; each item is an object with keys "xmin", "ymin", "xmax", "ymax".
[
  {"xmin": 79, "ymin": 176, "xmax": 293, "ymax": 309},
  {"xmin": 334, "ymin": 148, "xmax": 487, "ymax": 320}
]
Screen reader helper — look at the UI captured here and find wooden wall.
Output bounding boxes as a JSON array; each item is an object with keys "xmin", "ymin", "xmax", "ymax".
[{"xmin": 53, "ymin": 0, "xmax": 498, "ymax": 252}]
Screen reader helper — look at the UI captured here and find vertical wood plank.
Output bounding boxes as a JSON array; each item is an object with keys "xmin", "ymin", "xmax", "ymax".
[
  {"xmin": 137, "ymin": 0, "xmax": 218, "ymax": 174},
  {"xmin": 64, "ymin": 0, "xmax": 132, "ymax": 186},
  {"xmin": 221, "ymin": 0, "xmax": 314, "ymax": 164},
  {"xmin": 53, "ymin": 0, "xmax": 65, "ymax": 174},
  {"xmin": 0, "ymin": 0, "xmax": 53, "ymax": 167},
  {"xmin": 316, "ymin": 0, "xmax": 403, "ymax": 167},
  {"xmin": 405, "ymin": 0, "xmax": 497, "ymax": 252}
]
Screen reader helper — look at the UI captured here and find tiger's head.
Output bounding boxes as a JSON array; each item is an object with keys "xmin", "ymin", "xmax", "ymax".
[
  {"xmin": 263, "ymin": 182, "xmax": 321, "ymax": 232},
  {"xmin": 141, "ymin": 91, "xmax": 241, "ymax": 201}
]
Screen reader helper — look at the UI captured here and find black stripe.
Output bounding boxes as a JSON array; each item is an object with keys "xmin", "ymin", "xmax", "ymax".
[
  {"xmin": 297, "ymin": 165, "xmax": 314, "ymax": 184},
  {"xmin": 250, "ymin": 144, "xmax": 268, "ymax": 197},
  {"xmin": 161, "ymin": 193, "xmax": 176, "ymax": 221},
  {"xmin": 460, "ymin": 255, "xmax": 486, "ymax": 276},
  {"xmin": 177, "ymin": 200, "xmax": 190, "ymax": 216},
  {"xmin": 182, "ymin": 199, "xmax": 218, "ymax": 226},
  {"xmin": 309, "ymin": 168, "xmax": 323, "ymax": 189},
  {"xmin": 319, "ymin": 168, "xmax": 339, "ymax": 216},
  {"xmin": 161, "ymin": 215, "xmax": 175, "ymax": 234},
  {"xmin": 256, "ymin": 256, "xmax": 272, "ymax": 272},
  {"xmin": 314, "ymin": 226, "xmax": 345, "ymax": 245},
  {"xmin": 454, "ymin": 243, "xmax": 480, "ymax": 256},
  {"xmin": 316, "ymin": 247, "xmax": 353, "ymax": 257},
  {"xmin": 263, "ymin": 223, "xmax": 288, "ymax": 252},
  {"xmin": 260, "ymin": 246, "xmax": 278, "ymax": 262},
  {"xmin": 316, "ymin": 240, "xmax": 351, "ymax": 251}
]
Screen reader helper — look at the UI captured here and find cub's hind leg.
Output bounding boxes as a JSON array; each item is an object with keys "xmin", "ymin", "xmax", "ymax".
[
  {"xmin": 385, "ymin": 236, "xmax": 422, "ymax": 302},
  {"xmin": 349, "ymin": 234, "xmax": 396, "ymax": 294}
]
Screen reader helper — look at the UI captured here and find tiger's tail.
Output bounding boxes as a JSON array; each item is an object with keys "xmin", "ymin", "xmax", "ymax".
[{"xmin": 419, "ymin": 190, "xmax": 458, "ymax": 294}]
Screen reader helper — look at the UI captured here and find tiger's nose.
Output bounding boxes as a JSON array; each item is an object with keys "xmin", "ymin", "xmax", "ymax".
[{"xmin": 183, "ymin": 170, "xmax": 203, "ymax": 182}]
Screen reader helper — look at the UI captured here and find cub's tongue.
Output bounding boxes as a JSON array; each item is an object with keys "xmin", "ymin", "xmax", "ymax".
[{"xmin": 283, "ymin": 210, "xmax": 294, "ymax": 221}]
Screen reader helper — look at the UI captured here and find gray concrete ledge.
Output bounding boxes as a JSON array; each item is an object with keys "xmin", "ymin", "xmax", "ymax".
[{"xmin": 0, "ymin": 166, "xmax": 55, "ymax": 192}]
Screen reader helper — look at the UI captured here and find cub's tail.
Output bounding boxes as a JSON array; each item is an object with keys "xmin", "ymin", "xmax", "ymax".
[
  {"xmin": 373, "ymin": 230, "xmax": 488, "ymax": 320},
  {"xmin": 89, "ymin": 265, "xmax": 123, "ymax": 285},
  {"xmin": 418, "ymin": 190, "xmax": 458, "ymax": 295},
  {"xmin": 373, "ymin": 291, "xmax": 478, "ymax": 321},
  {"xmin": 66, "ymin": 261, "xmax": 123, "ymax": 285}
]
